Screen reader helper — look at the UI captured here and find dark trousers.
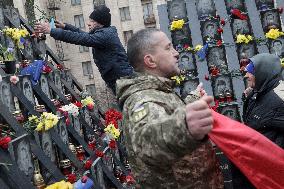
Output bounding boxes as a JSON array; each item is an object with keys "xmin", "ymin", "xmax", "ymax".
[{"xmin": 231, "ymin": 163, "xmax": 255, "ymax": 189}]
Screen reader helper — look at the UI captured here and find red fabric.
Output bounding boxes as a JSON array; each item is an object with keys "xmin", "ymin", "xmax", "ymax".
[{"xmin": 209, "ymin": 111, "xmax": 284, "ymax": 189}]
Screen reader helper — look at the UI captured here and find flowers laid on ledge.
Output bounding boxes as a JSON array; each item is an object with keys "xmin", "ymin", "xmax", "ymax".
[
  {"xmin": 0, "ymin": 136, "xmax": 12, "ymax": 149},
  {"xmin": 281, "ymin": 58, "xmax": 284, "ymax": 67},
  {"xmin": 10, "ymin": 75, "xmax": 19, "ymax": 84},
  {"xmin": 59, "ymin": 104, "xmax": 79, "ymax": 117},
  {"xmin": 1, "ymin": 27, "xmax": 29, "ymax": 49},
  {"xmin": 104, "ymin": 109, "xmax": 123, "ymax": 140},
  {"xmin": 236, "ymin": 34, "xmax": 253, "ymax": 44},
  {"xmin": 170, "ymin": 19, "xmax": 185, "ymax": 31},
  {"xmin": 30, "ymin": 112, "xmax": 59, "ymax": 132},
  {"xmin": 81, "ymin": 96, "xmax": 95, "ymax": 110},
  {"xmin": 45, "ymin": 180, "xmax": 73, "ymax": 189},
  {"xmin": 104, "ymin": 123, "xmax": 120, "ymax": 139},
  {"xmin": 171, "ymin": 75, "xmax": 185, "ymax": 85},
  {"xmin": 265, "ymin": 28, "xmax": 284, "ymax": 40}
]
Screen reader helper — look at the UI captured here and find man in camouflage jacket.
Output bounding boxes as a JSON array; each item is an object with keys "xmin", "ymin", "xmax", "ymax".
[{"xmin": 116, "ymin": 29, "xmax": 223, "ymax": 189}]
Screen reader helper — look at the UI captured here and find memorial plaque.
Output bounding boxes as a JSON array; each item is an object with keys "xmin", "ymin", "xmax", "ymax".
[
  {"xmin": 20, "ymin": 76, "xmax": 35, "ymax": 104},
  {"xmin": 255, "ymin": 0, "xmax": 274, "ymax": 10},
  {"xmin": 261, "ymin": 9, "xmax": 281, "ymax": 32},
  {"xmin": 0, "ymin": 77, "xmax": 15, "ymax": 111},
  {"xmin": 38, "ymin": 131, "xmax": 56, "ymax": 163},
  {"xmin": 237, "ymin": 43, "xmax": 257, "ymax": 59},
  {"xmin": 196, "ymin": 0, "xmax": 216, "ymax": 20},
  {"xmin": 171, "ymin": 24, "xmax": 191, "ymax": 46},
  {"xmin": 269, "ymin": 37, "xmax": 284, "ymax": 57},
  {"xmin": 178, "ymin": 51, "xmax": 197, "ymax": 73},
  {"xmin": 72, "ymin": 116, "xmax": 82, "ymax": 136},
  {"xmin": 57, "ymin": 118, "xmax": 69, "ymax": 145},
  {"xmin": 167, "ymin": 0, "xmax": 187, "ymax": 21},
  {"xmin": 8, "ymin": 134, "xmax": 34, "ymax": 178},
  {"xmin": 201, "ymin": 19, "xmax": 221, "ymax": 41},
  {"xmin": 231, "ymin": 18, "xmax": 251, "ymax": 36},
  {"xmin": 207, "ymin": 46, "xmax": 228, "ymax": 73},
  {"xmin": 40, "ymin": 74, "xmax": 52, "ymax": 99},
  {"xmin": 53, "ymin": 70, "xmax": 64, "ymax": 92},
  {"xmin": 181, "ymin": 78, "xmax": 199, "ymax": 98},
  {"xmin": 212, "ymin": 75, "xmax": 234, "ymax": 97},
  {"xmin": 21, "ymin": 37, "xmax": 34, "ymax": 60},
  {"xmin": 225, "ymin": 0, "xmax": 245, "ymax": 12}
]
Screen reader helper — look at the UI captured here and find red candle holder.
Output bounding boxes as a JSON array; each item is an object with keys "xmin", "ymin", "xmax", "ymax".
[
  {"xmin": 226, "ymin": 92, "xmax": 233, "ymax": 103},
  {"xmin": 59, "ymin": 159, "xmax": 72, "ymax": 176},
  {"xmin": 218, "ymin": 93, "xmax": 225, "ymax": 103},
  {"xmin": 76, "ymin": 145, "xmax": 85, "ymax": 161}
]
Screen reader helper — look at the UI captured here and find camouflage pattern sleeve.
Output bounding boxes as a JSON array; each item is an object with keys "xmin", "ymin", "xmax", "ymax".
[
  {"xmin": 126, "ymin": 101, "xmax": 202, "ymax": 167},
  {"xmin": 184, "ymin": 88, "xmax": 201, "ymax": 104}
]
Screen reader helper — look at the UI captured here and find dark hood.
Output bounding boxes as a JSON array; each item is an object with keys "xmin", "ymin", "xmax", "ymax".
[{"xmin": 250, "ymin": 53, "xmax": 281, "ymax": 93}]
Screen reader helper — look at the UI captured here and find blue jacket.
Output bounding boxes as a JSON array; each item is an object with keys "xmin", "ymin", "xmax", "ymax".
[{"xmin": 50, "ymin": 24, "xmax": 133, "ymax": 93}]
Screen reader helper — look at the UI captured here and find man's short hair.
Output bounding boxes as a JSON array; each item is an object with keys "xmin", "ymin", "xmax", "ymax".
[{"xmin": 127, "ymin": 28, "xmax": 161, "ymax": 71}]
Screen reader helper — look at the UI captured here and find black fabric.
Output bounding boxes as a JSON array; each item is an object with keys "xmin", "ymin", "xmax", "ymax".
[
  {"xmin": 89, "ymin": 5, "xmax": 111, "ymax": 27},
  {"xmin": 232, "ymin": 53, "xmax": 284, "ymax": 188},
  {"xmin": 50, "ymin": 24, "xmax": 133, "ymax": 93}
]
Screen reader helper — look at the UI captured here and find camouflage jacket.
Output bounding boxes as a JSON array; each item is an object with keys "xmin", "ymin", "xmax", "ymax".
[{"xmin": 116, "ymin": 74, "xmax": 223, "ymax": 189}]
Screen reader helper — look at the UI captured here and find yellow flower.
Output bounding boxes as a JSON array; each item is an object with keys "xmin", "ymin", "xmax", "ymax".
[
  {"xmin": 81, "ymin": 96, "xmax": 94, "ymax": 107},
  {"xmin": 28, "ymin": 115, "xmax": 39, "ymax": 123},
  {"xmin": 35, "ymin": 112, "xmax": 58, "ymax": 132},
  {"xmin": 35, "ymin": 122, "xmax": 43, "ymax": 131},
  {"xmin": 236, "ymin": 34, "xmax": 253, "ymax": 44},
  {"xmin": 104, "ymin": 123, "xmax": 120, "ymax": 139},
  {"xmin": 170, "ymin": 19, "xmax": 185, "ymax": 31},
  {"xmin": 195, "ymin": 44, "xmax": 203, "ymax": 51},
  {"xmin": 281, "ymin": 58, "xmax": 284, "ymax": 68},
  {"xmin": 265, "ymin": 29, "xmax": 284, "ymax": 39},
  {"xmin": 171, "ymin": 75, "xmax": 185, "ymax": 85},
  {"xmin": 45, "ymin": 181, "xmax": 73, "ymax": 189}
]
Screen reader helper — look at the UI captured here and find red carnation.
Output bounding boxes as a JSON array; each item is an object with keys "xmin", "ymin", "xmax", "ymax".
[
  {"xmin": 74, "ymin": 101, "xmax": 82, "ymax": 108},
  {"xmin": 0, "ymin": 136, "xmax": 12, "ymax": 149},
  {"xmin": 217, "ymin": 28, "xmax": 223, "ymax": 34},
  {"xmin": 109, "ymin": 140, "xmax": 116, "ymax": 149},
  {"xmin": 204, "ymin": 74, "xmax": 210, "ymax": 81},
  {"xmin": 88, "ymin": 142, "xmax": 96, "ymax": 151},
  {"xmin": 230, "ymin": 9, "xmax": 247, "ymax": 20},
  {"xmin": 126, "ymin": 175, "xmax": 135, "ymax": 185},
  {"xmin": 220, "ymin": 19, "xmax": 226, "ymax": 26},
  {"xmin": 67, "ymin": 173, "xmax": 77, "ymax": 184},
  {"xmin": 57, "ymin": 64, "xmax": 64, "ymax": 70},
  {"xmin": 42, "ymin": 65, "xmax": 52, "ymax": 73},
  {"xmin": 65, "ymin": 118, "xmax": 71, "ymax": 126},
  {"xmin": 87, "ymin": 103, "xmax": 94, "ymax": 111},
  {"xmin": 183, "ymin": 44, "xmax": 190, "ymax": 49},
  {"xmin": 81, "ymin": 175, "xmax": 88, "ymax": 183},
  {"xmin": 217, "ymin": 40, "xmax": 222, "ymax": 46},
  {"xmin": 95, "ymin": 150, "xmax": 104, "ymax": 157},
  {"xmin": 84, "ymin": 159, "xmax": 93, "ymax": 170}
]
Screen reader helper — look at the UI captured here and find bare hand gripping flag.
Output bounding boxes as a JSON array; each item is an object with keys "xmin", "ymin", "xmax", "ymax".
[{"xmin": 209, "ymin": 111, "xmax": 284, "ymax": 189}]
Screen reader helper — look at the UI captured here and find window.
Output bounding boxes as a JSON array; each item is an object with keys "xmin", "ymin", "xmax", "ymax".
[
  {"xmin": 119, "ymin": 7, "xmax": 131, "ymax": 21},
  {"xmin": 82, "ymin": 61, "xmax": 93, "ymax": 76},
  {"xmin": 86, "ymin": 84, "xmax": 96, "ymax": 97},
  {"xmin": 123, "ymin": 30, "xmax": 133, "ymax": 45},
  {"xmin": 93, "ymin": 0, "xmax": 105, "ymax": 6},
  {"xmin": 143, "ymin": 2, "xmax": 154, "ymax": 19},
  {"xmin": 74, "ymin": 14, "xmax": 85, "ymax": 28},
  {"xmin": 143, "ymin": 2, "xmax": 156, "ymax": 24},
  {"xmin": 79, "ymin": 46, "xmax": 89, "ymax": 53},
  {"xmin": 71, "ymin": 0, "xmax": 81, "ymax": 5}
]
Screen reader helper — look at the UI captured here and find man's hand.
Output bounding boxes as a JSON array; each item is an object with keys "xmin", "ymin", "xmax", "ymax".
[
  {"xmin": 196, "ymin": 82, "xmax": 207, "ymax": 96},
  {"xmin": 55, "ymin": 20, "xmax": 65, "ymax": 29},
  {"xmin": 34, "ymin": 22, "xmax": 51, "ymax": 34},
  {"xmin": 243, "ymin": 87, "xmax": 253, "ymax": 98},
  {"xmin": 185, "ymin": 96, "xmax": 214, "ymax": 140}
]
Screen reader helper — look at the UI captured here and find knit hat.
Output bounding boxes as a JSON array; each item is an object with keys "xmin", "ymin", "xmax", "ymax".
[
  {"xmin": 245, "ymin": 60, "xmax": 255, "ymax": 75},
  {"xmin": 89, "ymin": 5, "xmax": 111, "ymax": 27}
]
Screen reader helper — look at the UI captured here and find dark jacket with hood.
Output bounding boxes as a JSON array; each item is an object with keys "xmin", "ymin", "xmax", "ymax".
[
  {"xmin": 50, "ymin": 24, "xmax": 133, "ymax": 93},
  {"xmin": 232, "ymin": 53, "xmax": 284, "ymax": 189}
]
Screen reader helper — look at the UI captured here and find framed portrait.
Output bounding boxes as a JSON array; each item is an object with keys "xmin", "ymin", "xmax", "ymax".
[
  {"xmin": 0, "ymin": 76, "xmax": 15, "ymax": 111},
  {"xmin": 211, "ymin": 75, "xmax": 234, "ymax": 98},
  {"xmin": 171, "ymin": 24, "xmax": 191, "ymax": 46},
  {"xmin": 261, "ymin": 9, "xmax": 281, "ymax": 32},
  {"xmin": 231, "ymin": 18, "xmax": 251, "ymax": 36},
  {"xmin": 8, "ymin": 134, "xmax": 34, "ymax": 178},
  {"xmin": 256, "ymin": 0, "xmax": 274, "ymax": 10},
  {"xmin": 21, "ymin": 37, "xmax": 34, "ymax": 60},
  {"xmin": 201, "ymin": 18, "xmax": 221, "ymax": 41},
  {"xmin": 34, "ymin": 131, "xmax": 56, "ymax": 163},
  {"xmin": 237, "ymin": 43, "xmax": 257, "ymax": 60},
  {"xmin": 20, "ymin": 75, "xmax": 35, "ymax": 105},
  {"xmin": 269, "ymin": 37, "xmax": 284, "ymax": 58},
  {"xmin": 225, "ymin": 0, "xmax": 245, "ymax": 12},
  {"xmin": 167, "ymin": 0, "xmax": 188, "ymax": 21},
  {"xmin": 207, "ymin": 46, "xmax": 228, "ymax": 74},
  {"xmin": 196, "ymin": 0, "xmax": 216, "ymax": 20},
  {"xmin": 53, "ymin": 70, "xmax": 64, "ymax": 92},
  {"xmin": 218, "ymin": 104, "xmax": 241, "ymax": 121},
  {"xmin": 72, "ymin": 116, "xmax": 82, "ymax": 136},
  {"xmin": 181, "ymin": 78, "xmax": 199, "ymax": 98},
  {"xmin": 178, "ymin": 51, "xmax": 197, "ymax": 74},
  {"xmin": 57, "ymin": 118, "xmax": 69, "ymax": 145},
  {"xmin": 40, "ymin": 74, "xmax": 52, "ymax": 99}
]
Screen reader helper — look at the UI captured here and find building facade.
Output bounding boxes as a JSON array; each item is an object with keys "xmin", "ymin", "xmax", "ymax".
[{"xmin": 13, "ymin": 0, "xmax": 166, "ymax": 107}]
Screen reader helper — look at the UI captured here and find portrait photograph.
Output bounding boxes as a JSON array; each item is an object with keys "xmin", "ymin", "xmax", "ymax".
[
  {"xmin": 261, "ymin": 9, "xmax": 281, "ymax": 32},
  {"xmin": 218, "ymin": 104, "xmax": 241, "ymax": 121},
  {"xmin": 0, "ymin": 77, "xmax": 15, "ymax": 111},
  {"xmin": 196, "ymin": 0, "xmax": 216, "ymax": 19},
  {"xmin": 231, "ymin": 18, "xmax": 251, "ymax": 36},
  {"xmin": 212, "ymin": 75, "xmax": 233, "ymax": 97},
  {"xmin": 207, "ymin": 47, "xmax": 228, "ymax": 73},
  {"xmin": 171, "ymin": 24, "xmax": 191, "ymax": 46},
  {"xmin": 21, "ymin": 76, "xmax": 35, "ymax": 105},
  {"xmin": 8, "ymin": 134, "xmax": 34, "ymax": 178},
  {"xmin": 237, "ymin": 43, "xmax": 257, "ymax": 59},
  {"xmin": 181, "ymin": 78, "xmax": 199, "ymax": 98},
  {"xmin": 167, "ymin": 0, "xmax": 187, "ymax": 21},
  {"xmin": 178, "ymin": 52, "xmax": 196, "ymax": 72},
  {"xmin": 269, "ymin": 37, "xmax": 284, "ymax": 57},
  {"xmin": 201, "ymin": 19, "xmax": 221, "ymax": 41},
  {"xmin": 40, "ymin": 74, "xmax": 51, "ymax": 99}
]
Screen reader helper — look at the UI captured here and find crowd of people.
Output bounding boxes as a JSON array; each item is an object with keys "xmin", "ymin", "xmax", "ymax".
[{"xmin": 35, "ymin": 5, "xmax": 284, "ymax": 189}]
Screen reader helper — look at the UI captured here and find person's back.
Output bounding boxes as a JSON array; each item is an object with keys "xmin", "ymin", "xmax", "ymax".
[{"xmin": 116, "ymin": 29, "xmax": 223, "ymax": 188}]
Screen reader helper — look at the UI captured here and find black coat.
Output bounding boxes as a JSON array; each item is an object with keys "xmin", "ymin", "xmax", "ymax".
[
  {"xmin": 50, "ymin": 24, "xmax": 133, "ymax": 93},
  {"xmin": 232, "ymin": 53, "xmax": 284, "ymax": 189}
]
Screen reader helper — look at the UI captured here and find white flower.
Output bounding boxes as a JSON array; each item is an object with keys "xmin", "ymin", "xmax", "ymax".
[{"xmin": 10, "ymin": 75, "xmax": 19, "ymax": 84}]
